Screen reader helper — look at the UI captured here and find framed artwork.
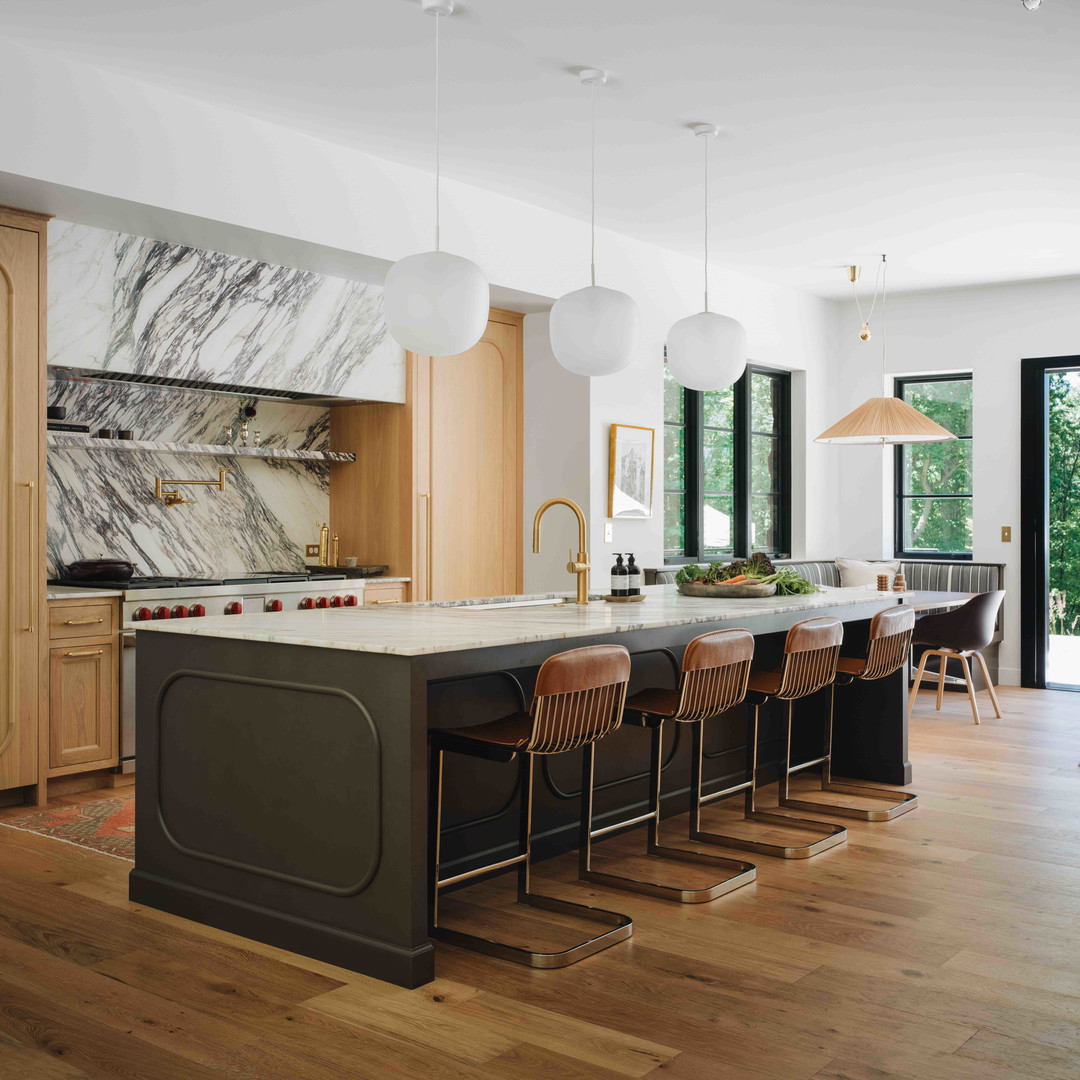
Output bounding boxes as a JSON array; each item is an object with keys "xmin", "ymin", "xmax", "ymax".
[{"xmin": 608, "ymin": 423, "xmax": 655, "ymax": 519}]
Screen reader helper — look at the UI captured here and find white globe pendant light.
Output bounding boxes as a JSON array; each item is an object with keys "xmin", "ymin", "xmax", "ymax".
[
  {"xmin": 665, "ymin": 124, "xmax": 747, "ymax": 391},
  {"xmin": 382, "ymin": 0, "xmax": 488, "ymax": 357},
  {"xmin": 549, "ymin": 70, "xmax": 641, "ymax": 377}
]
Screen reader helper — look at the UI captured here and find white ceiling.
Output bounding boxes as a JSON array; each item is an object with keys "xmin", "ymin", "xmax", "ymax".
[{"xmin": 3, "ymin": 0, "xmax": 1077, "ymax": 298}]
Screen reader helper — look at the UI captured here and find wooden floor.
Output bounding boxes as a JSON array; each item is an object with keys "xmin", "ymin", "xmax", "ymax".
[{"xmin": 0, "ymin": 684, "xmax": 1077, "ymax": 1079}]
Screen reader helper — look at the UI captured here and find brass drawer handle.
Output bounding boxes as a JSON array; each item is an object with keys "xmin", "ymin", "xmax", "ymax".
[
  {"xmin": 64, "ymin": 617, "xmax": 105, "ymax": 626},
  {"xmin": 63, "ymin": 648, "xmax": 104, "ymax": 657},
  {"xmin": 372, "ymin": 598, "xmax": 402, "ymax": 605}
]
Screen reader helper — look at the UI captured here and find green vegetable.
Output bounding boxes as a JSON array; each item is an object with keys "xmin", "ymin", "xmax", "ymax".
[
  {"xmin": 674, "ymin": 556, "xmax": 816, "ymax": 594},
  {"xmin": 756, "ymin": 568, "xmax": 820, "ymax": 595}
]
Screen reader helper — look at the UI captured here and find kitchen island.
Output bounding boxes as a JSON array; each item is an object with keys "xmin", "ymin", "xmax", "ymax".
[{"xmin": 132, "ymin": 585, "xmax": 912, "ymax": 987}]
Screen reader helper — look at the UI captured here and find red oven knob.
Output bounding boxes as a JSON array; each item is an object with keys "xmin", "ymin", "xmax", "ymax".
[
  {"xmin": 225, "ymin": 601, "xmax": 243, "ymax": 615},
  {"xmin": 190, "ymin": 604, "xmax": 206, "ymax": 618},
  {"xmin": 172, "ymin": 605, "xmax": 189, "ymax": 619},
  {"xmin": 152, "ymin": 605, "xmax": 171, "ymax": 620},
  {"xmin": 299, "ymin": 596, "xmax": 315, "ymax": 610},
  {"xmin": 344, "ymin": 594, "xmax": 359, "ymax": 607},
  {"xmin": 133, "ymin": 607, "xmax": 152, "ymax": 622},
  {"xmin": 330, "ymin": 595, "xmax": 345, "ymax": 608},
  {"xmin": 267, "ymin": 599, "xmax": 284, "ymax": 612},
  {"xmin": 316, "ymin": 596, "xmax": 331, "ymax": 609}
]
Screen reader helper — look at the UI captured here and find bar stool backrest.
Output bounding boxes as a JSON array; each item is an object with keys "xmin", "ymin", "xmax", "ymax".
[
  {"xmin": 776, "ymin": 617, "xmax": 843, "ymax": 700},
  {"xmin": 861, "ymin": 606, "xmax": 915, "ymax": 680},
  {"xmin": 526, "ymin": 645, "xmax": 631, "ymax": 754},
  {"xmin": 671, "ymin": 629, "xmax": 754, "ymax": 722}
]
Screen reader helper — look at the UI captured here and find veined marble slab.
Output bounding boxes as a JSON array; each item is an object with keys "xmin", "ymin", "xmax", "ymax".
[
  {"xmin": 49, "ymin": 221, "xmax": 405, "ymax": 403},
  {"xmin": 48, "ymin": 433, "xmax": 355, "ymax": 462},
  {"xmin": 47, "ymin": 586, "xmax": 124, "ymax": 600},
  {"xmin": 136, "ymin": 584, "xmax": 904, "ymax": 657}
]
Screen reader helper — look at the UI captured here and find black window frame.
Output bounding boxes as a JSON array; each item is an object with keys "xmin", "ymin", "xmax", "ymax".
[
  {"xmin": 664, "ymin": 363, "xmax": 792, "ymax": 565},
  {"xmin": 893, "ymin": 373, "xmax": 973, "ymax": 562}
]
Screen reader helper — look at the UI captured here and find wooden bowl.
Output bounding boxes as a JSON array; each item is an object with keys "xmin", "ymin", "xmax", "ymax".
[{"xmin": 678, "ymin": 581, "xmax": 777, "ymax": 599}]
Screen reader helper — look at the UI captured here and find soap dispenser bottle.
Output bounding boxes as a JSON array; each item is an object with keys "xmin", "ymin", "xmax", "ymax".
[
  {"xmin": 610, "ymin": 554, "xmax": 629, "ymax": 597},
  {"xmin": 626, "ymin": 553, "xmax": 641, "ymax": 596}
]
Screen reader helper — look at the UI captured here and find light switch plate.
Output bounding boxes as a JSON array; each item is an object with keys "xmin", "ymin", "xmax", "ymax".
[
  {"xmin": 1001, "ymin": 526, "xmax": 1012, "ymax": 543},
  {"xmin": 604, "ymin": 522, "xmax": 613, "ymax": 543},
  {"xmin": 305, "ymin": 544, "xmax": 322, "ymax": 557}
]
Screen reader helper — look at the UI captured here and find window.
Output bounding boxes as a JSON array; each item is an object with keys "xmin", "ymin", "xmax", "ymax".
[
  {"xmin": 664, "ymin": 364, "xmax": 791, "ymax": 562},
  {"xmin": 894, "ymin": 374, "xmax": 973, "ymax": 560}
]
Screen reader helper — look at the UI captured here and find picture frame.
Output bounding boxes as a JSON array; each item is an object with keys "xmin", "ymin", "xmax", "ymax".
[{"xmin": 608, "ymin": 423, "xmax": 655, "ymax": 519}]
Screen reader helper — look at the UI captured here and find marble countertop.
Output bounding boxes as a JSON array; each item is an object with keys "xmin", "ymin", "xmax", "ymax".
[
  {"xmin": 47, "ymin": 585, "xmax": 124, "ymax": 600},
  {"xmin": 135, "ymin": 584, "xmax": 902, "ymax": 657}
]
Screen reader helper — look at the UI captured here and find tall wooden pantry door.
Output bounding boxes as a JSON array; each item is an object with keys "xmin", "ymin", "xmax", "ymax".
[
  {"xmin": 419, "ymin": 312, "xmax": 522, "ymax": 602},
  {"xmin": 0, "ymin": 209, "xmax": 47, "ymax": 795}
]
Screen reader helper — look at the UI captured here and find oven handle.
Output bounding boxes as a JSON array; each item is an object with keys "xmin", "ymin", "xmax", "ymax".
[{"xmin": 123, "ymin": 632, "xmax": 137, "ymax": 648}]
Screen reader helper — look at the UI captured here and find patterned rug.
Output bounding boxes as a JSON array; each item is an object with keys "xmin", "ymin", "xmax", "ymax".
[{"xmin": 0, "ymin": 794, "xmax": 135, "ymax": 861}]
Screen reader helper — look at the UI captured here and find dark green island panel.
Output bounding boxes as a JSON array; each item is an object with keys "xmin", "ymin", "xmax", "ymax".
[{"xmin": 131, "ymin": 590, "xmax": 909, "ymax": 988}]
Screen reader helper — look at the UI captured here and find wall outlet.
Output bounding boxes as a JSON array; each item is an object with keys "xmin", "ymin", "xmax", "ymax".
[
  {"xmin": 305, "ymin": 544, "xmax": 322, "ymax": 557},
  {"xmin": 604, "ymin": 522, "xmax": 613, "ymax": 543},
  {"xmin": 1001, "ymin": 526, "xmax": 1012, "ymax": 543}
]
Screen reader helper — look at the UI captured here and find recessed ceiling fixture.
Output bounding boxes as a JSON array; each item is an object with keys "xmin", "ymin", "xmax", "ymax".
[
  {"xmin": 666, "ymin": 123, "xmax": 747, "ymax": 391},
  {"xmin": 548, "ymin": 69, "xmax": 641, "ymax": 378},
  {"xmin": 815, "ymin": 256, "xmax": 958, "ymax": 445},
  {"xmin": 382, "ymin": 0, "xmax": 489, "ymax": 357}
]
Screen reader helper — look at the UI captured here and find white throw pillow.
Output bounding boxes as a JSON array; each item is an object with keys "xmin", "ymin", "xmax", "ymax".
[{"xmin": 835, "ymin": 556, "xmax": 901, "ymax": 588}]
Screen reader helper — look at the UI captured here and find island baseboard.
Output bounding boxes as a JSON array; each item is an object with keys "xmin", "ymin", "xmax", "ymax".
[{"xmin": 128, "ymin": 868, "xmax": 436, "ymax": 988}]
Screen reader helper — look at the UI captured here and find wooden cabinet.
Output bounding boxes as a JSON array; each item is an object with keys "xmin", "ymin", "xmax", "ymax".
[
  {"xmin": 330, "ymin": 309, "xmax": 523, "ymax": 602},
  {"xmin": 0, "ymin": 207, "xmax": 48, "ymax": 796},
  {"xmin": 363, "ymin": 583, "xmax": 406, "ymax": 606},
  {"xmin": 46, "ymin": 597, "xmax": 119, "ymax": 776}
]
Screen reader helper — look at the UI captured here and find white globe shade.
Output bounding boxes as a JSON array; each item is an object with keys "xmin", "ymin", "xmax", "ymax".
[
  {"xmin": 549, "ymin": 285, "xmax": 641, "ymax": 377},
  {"xmin": 383, "ymin": 250, "xmax": 489, "ymax": 356},
  {"xmin": 666, "ymin": 310, "xmax": 748, "ymax": 391}
]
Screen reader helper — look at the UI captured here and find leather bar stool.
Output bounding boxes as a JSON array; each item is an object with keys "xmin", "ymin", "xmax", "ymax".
[
  {"xmin": 579, "ymin": 629, "xmax": 757, "ymax": 903},
  {"xmin": 908, "ymin": 590, "xmax": 1005, "ymax": 725},
  {"xmin": 688, "ymin": 616, "xmax": 847, "ymax": 859},
  {"xmin": 779, "ymin": 605, "xmax": 918, "ymax": 821},
  {"xmin": 429, "ymin": 644, "xmax": 633, "ymax": 969}
]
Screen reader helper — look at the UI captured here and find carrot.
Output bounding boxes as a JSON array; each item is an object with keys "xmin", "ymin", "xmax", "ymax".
[{"xmin": 716, "ymin": 575, "xmax": 747, "ymax": 585}]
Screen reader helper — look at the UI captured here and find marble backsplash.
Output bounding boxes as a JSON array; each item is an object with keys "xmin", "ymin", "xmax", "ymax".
[
  {"xmin": 47, "ymin": 379, "xmax": 331, "ymax": 578},
  {"xmin": 48, "ymin": 221, "xmax": 405, "ymax": 402}
]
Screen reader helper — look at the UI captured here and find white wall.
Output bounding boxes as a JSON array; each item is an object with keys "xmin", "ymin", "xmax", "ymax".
[
  {"xmin": 827, "ymin": 275, "xmax": 1080, "ymax": 685},
  {"xmin": 1, "ymin": 39, "xmax": 838, "ymax": 587}
]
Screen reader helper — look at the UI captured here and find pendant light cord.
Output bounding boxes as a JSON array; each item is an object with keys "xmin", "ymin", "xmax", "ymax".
[
  {"xmin": 853, "ymin": 257, "xmax": 883, "ymax": 332},
  {"xmin": 590, "ymin": 80, "xmax": 597, "ymax": 287},
  {"xmin": 703, "ymin": 132, "xmax": 710, "ymax": 312},
  {"xmin": 434, "ymin": 9, "xmax": 441, "ymax": 252},
  {"xmin": 880, "ymin": 253, "xmax": 888, "ymax": 392}
]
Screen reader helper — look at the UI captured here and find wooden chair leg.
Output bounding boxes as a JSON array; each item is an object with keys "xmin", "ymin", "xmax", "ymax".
[
  {"xmin": 935, "ymin": 653, "xmax": 947, "ymax": 711},
  {"xmin": 973, "ymin": 650, "xmax": 1002, "ymax": 718},
  {"xmin": 957, "ymin": 654, "xmax": 981, "ymax": 725},
  {"xmin": 908, "ymin": 650, "xmax": 932, "ymax": 717}
]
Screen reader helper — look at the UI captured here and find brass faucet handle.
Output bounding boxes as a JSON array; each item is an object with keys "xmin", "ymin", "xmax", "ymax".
[{"xmin": 566, "ymin": 548, "xmax": 590, "ymax": 573}]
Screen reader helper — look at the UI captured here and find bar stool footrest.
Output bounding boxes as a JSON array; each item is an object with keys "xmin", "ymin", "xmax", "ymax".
[{"xmin": 433, "ymin": 893, "xmax": 631, "ymax": 969}]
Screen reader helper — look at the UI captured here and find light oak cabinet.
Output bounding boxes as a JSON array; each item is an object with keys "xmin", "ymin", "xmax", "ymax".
[
  {"xmin": 47, "ymin": 598, "xmax": 120, "ymax": 777},
  {"xmin": 363, "ymin": 583, "xmax": 406, "ymax": 606},
  {"xmin": 330, "ymin": 310, "xmax": 523, "ymax": 602},
  {"xmin": 0, "ymin": 207, "xmax": 48, "ymax": 797}
]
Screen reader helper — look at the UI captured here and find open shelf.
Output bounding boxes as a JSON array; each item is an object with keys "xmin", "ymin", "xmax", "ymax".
[{"xmin": 46, "ymin": 432, "xmax": 356, "ymax": 463}]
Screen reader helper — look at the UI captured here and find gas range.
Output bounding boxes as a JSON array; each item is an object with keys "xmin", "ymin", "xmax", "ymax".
[{"xmin": 50, "ymin": 572, "xmax": 363, "ymax": 626}]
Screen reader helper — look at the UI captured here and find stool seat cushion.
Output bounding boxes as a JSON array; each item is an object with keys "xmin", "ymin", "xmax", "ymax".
[
  {"xmin": 432, "ymin": 713, "xmax": 533, "ymax": 761},
  {"xmin": 747, "ymin": 669, "xmax": 782, "ymax": 694},
  {"xmin": 836, "ymin": 656, "xmax": 867, "ymax": 676},
  {"xmin": 624, "ymin": 687, "xmax": 679, "ymax": 718}
]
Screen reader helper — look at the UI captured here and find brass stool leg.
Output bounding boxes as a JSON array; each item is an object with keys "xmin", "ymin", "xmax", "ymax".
[
  {"xmin": 778, "ymin": 685, "xmax": 918, "ymax": 822},
  {"xmin": 431, "ymin": 750, "xmax": 631, "ymax": 969},
  {"xmin": 579, "ymin": 722, "xmax": 755, "ymax": 903},
  {"xmin": 688, "ymin": 701, "xmax": 847, "ymax": 859}
]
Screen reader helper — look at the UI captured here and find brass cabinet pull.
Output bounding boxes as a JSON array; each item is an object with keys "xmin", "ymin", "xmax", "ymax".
[
  {"xmin": 63, "ymin": 648, "xmax": 104, "ymax": 657},
  {"xmin": 64, "ymin": 617, "xmax": 104, "ymax": 626},
  {"xmin": 418, "ymin": 492, "xmax": 432, "ymax": 601},
  {"xmin": 372, "ymin": 598, "xmax": 402, "ymax": 605},
  {"xmin": 23, "ymin": 481, "xmax": 35, "ymax": 633}
]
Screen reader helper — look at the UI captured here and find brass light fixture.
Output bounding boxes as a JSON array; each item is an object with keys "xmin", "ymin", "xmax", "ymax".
[{"xmin": 815, "ymin": 256, "xmax": 957, "ymax": 445}]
